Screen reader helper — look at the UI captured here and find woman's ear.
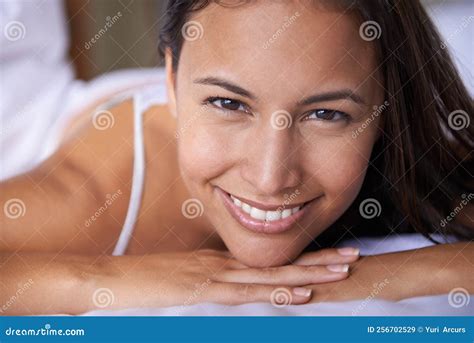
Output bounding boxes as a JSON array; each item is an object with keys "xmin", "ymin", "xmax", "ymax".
[{"xmin": 165, "ymin": 48, "xmax": 177, "ymax": 118}]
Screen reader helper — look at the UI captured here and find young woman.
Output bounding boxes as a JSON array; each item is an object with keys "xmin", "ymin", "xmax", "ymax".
[{"xmin": 1, "ymin": 0, "xmax": 472, "ymax": 315}]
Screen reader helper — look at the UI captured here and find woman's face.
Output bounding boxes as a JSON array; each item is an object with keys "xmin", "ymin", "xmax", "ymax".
[{"xmin": 167, "ymin": 1, "xmax": 384, "ymax": 267}]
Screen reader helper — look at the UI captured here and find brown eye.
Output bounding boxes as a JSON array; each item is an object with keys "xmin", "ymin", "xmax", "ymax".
[
  {"xmin": 209, "ymin": 97, "xmax": 246, "ymax": 112},
  {"xmin": 305, "ymin": 109, "xmax": 349, "ymax": 121}
]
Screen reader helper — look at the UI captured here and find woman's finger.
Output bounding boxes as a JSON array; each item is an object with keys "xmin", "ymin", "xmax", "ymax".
[
  {"xmin": 215, "ymin": 264, "xmax": 350, "ymax": 286},
  {"xmin": 209, "ymin": 282, "xmax": 313, "ymax": 306},
  {"xmin": 293, "ymin": 247, "xmax": 360, "ymax": 266}
]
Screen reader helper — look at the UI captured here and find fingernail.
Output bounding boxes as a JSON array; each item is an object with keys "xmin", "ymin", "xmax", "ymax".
[
  {"xmin": 293, "ymin": 287, "xmax": 312, "ymax": 297},
  {"xmin": 337, "ymin": 247, "xmax": 360, "ymax": 256},
  {"xmin": 327, "ymin": 264, "xmax": 349, "ymax": 273}
]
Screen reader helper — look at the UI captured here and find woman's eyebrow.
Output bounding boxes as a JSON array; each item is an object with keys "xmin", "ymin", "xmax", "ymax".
[
  {"xmin": 193, "ymin": 77, "xmax": 257, "ymax": 101},
  {"xmin": 194, "ymin": 77, "xmax": 366, "ymax": 106},
  {"xmin": 298, "ymin": 90, "xmax": 366, "ymax": 106}
]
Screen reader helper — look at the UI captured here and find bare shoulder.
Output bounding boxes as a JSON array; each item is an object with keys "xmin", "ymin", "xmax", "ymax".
[{"xmin": 0, "ymin": 99, "xmax": 137, "ymax": 254}]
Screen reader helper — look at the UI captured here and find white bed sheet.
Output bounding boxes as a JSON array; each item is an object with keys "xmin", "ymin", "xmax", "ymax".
[{"xmin": 82, "ymin": 294, "xmax": 473, "ymax": 316}]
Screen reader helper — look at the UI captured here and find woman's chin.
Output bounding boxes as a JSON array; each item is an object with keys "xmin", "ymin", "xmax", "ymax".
[{"xmin": 229, "ymin": 244, "xmax": 302, "ymax": 268}]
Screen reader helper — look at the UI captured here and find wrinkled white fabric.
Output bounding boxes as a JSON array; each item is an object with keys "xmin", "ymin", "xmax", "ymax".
[{"xmin": 81, "ymin": 294, "xmax": 474, "ymax": 316}]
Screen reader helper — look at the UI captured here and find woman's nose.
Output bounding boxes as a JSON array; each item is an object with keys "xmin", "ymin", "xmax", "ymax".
[{"xmin": 240, "ymin": 121, "xmax": 302, "ymax": 196}]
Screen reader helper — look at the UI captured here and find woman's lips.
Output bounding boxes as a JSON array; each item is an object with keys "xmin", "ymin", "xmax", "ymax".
[{"xmin": 216, "ymin": 187, "xmax": 318, "ymax": 234}]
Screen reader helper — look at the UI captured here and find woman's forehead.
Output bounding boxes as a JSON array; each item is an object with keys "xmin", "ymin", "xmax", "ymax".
[{"xmin": 179, "ymin": 1, "xmax": 382, "ymax": 103}]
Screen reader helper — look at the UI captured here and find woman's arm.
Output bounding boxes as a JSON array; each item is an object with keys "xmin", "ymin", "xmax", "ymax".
[
  {"xmin": 307, "ymin": 242, "xmax": 474, "ymax": 302},
  {"xmin": 0, "ymin": 253, "xmax": 100, "ymax": 315},
  {"xmin": 0, "ymin": 248, "xmax": 360, "ymax": 315}
]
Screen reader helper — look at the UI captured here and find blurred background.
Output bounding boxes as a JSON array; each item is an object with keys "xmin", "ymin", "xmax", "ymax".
[
  {"xmin": 3, "ymin": 0, "xmax": 473, "ymax": 80},
  {"xmin": 0, "ymin": 0, "xmax": 473, "ymax": 181},
  {"xmin": 66, "ymin": 0, "xmax": 166, "ymax": 80},
  {"xmin": 50, "ymin": 0, "xmax": 474, "ymax": 82}
]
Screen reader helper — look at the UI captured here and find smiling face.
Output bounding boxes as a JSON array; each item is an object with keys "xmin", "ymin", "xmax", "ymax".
[{"xmin": 166, "ymin": 0, "xmax": 384, "ymax": 267}]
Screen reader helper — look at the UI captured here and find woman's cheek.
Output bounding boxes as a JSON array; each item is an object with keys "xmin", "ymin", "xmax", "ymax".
[
  {"xmin": 177, "ymin": 123, "xmax": 235, "ymax": 184},
  {"xmin": 306, "ymin": 137, "xmax": 372, "ymax": 213}
]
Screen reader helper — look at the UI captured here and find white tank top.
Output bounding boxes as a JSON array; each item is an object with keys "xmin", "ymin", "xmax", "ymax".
[{"xmin": 111, "ymin": 85, "xmax": 166, "ymax": 256}]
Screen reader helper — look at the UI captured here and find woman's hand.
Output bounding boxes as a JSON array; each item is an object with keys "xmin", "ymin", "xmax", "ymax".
[
  {"xmin": 94, "ymin": 247, "xmax": 360, "ymax": 310},
  {"xmin": 306, "ymin": 242, "xmax": 474, "ymax": 303}
]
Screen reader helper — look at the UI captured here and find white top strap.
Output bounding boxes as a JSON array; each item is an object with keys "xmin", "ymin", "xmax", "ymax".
[
  {"xmin": 111, "ymin": 93, "xmax": 146, "ymax": 256},
  {"xmin": 111, "ymin": 84, "xmax": 166, "ymax": 256}
]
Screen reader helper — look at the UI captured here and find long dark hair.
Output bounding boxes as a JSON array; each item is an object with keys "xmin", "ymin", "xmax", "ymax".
[{"xmin": 158, "ymin": 0, "xmax": 474, "ymax": 244}]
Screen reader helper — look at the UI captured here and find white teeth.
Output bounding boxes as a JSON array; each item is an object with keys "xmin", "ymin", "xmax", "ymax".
[
  {"xmin": 281, "ymin": 209, "xmax": 292, "ymax": 219},
  {"xmin": 230, "ymin": 194, "xmax": 302, "ymax": 221},
  {"xmin": 265, "ymin": 210, "xmax": 281, "ymax": 221},
  {"xmin": 241, "ymin": 203, "xmax": 252, "ymax": 214},
  {"xmin": 292, "ymin": 206, "xmax": 300, "ymax": 214},
  {"xmin": 250, "ymin": 207, "xmax": 266, "ymax": 220},
  {"xmin": 231, "ymin": 195, "xmax": 242, "ymax": 207}
]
